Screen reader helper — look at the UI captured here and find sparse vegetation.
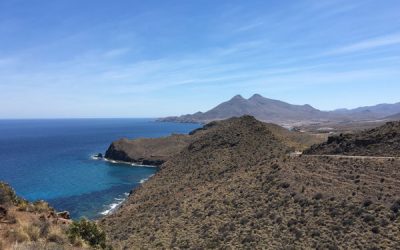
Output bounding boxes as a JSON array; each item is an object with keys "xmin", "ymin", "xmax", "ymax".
[
  {"xmin": 0, "ymin": 181, "xmax": 110, "ymax": 249},
  {"xmin": 101, "ymin": 116, "xmax": 400, "ymax": 248},
  {"xmin": 68, "ymin": 218, "xmax": 107, "ymax": 249}
]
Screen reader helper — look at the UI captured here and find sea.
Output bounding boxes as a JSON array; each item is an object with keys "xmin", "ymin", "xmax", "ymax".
[{"xmin": 0, "ymin": 119, "xmax": 200, "ymax": 219}]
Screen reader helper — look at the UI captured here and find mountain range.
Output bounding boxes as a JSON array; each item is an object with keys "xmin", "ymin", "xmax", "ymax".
[{"xmin": 158, "ymin": 94, "xmax": 400, "ymax": 124}]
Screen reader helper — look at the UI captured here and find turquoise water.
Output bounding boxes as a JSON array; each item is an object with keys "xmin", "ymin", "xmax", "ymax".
[{"xmin": 0, "ymin": 119, "xmax": 200, "ymax": 219}]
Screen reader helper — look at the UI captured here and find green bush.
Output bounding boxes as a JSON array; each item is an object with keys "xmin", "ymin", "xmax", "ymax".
[
  {"xmin": 67, "ymin": 218, "xmax": 107, "ymax": 249},
  {"xmin": 0, "ymin": 182, "xmax": 20, "ymax": 205}
]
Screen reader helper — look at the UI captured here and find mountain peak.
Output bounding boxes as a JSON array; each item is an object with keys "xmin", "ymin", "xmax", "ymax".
[
  {"xmin": 230, "ymin": 94, "xmax": 245, "ymax": 101},
  {"xmin": 249, "ymin": 93, "xmax": 264, "ymax": 100},
  {"xmin": 249, "ymin": 94, "xmax": 264, "ymax": 99}
]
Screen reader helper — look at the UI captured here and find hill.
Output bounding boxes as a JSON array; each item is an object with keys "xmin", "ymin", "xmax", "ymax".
[
  {"xmin": 104, "ymin": 116, "xmax": 324, "ymax": 165},
  {"xmin": 304, "ymin": 121, "xmax": 400, "ymax": 156},
  {"xmin": 333, "ymin": 102, "xmax": 400, "ymax": 119},
  {"xmin": 158, "ymin": 94, "xmax": 400, "ymax": 124},
  {"xmin": 100, "ymin": 116, "xmax": 400, "ymax": 249},
  {"xmin": 384, "ymin": 112, "xmax": 400, "ymax": 121}
]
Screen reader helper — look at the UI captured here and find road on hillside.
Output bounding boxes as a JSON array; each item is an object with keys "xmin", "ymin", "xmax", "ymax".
[{"xmin": 294, "ymin": 154, "xmax": 400, "ymax": 160}]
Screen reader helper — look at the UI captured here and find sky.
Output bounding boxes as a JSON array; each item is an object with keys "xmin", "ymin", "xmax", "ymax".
[{"xmin": 0, "ymin": 0, "xmax": 399, "ymax": 118}]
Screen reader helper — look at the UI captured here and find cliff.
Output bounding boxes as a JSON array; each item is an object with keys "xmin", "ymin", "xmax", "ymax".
[{"xmin": 105, "ymin": 134, "xmax": 193, "ymax": 166}]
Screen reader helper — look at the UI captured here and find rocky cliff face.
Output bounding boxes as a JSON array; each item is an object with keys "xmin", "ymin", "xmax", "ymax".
[
  {"xmin": 104, "ymin": 135, "xmax": 193, "ymax": 166},
  {"xmin": 304, "ymin": 121, "xmax": 400, "ymax": 156},
  {"xmin": 100, "ymin": 116, "xmax": 400, "ymax": 249}
]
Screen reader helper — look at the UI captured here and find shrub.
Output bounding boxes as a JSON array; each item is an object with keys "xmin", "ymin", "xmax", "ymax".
[
  {"xmin": 6, "ymin": 228, "xmax": 29, "ymax": 243},
  {"xmin": 48, "ymin": 232, "xmax": 66, "ymax": 244},
  {"xmin": 313, "ymin": 193, "xmax": 323, "ymax": 200},
  {"xmin": 363, "ymin": 199, "xmax": 373, "ymax": 207},
  {"xmin": 0, "ymin": 182, "xmax": 20, "ymax": 205},
  {"xmin": 371, "ymin": 226, "xmax": 380, "ymax": 234},
  {"xmin": 280, "ymin": 182, "xmax": 290, "ymax": 189},
  {"xmin": 363, "ymin": 214, "xmax": 375, "ymax": 223},
  {"xmin": 25, "ymin": 225, "xmax": 40, "ymax": 241},
  {"xmin": 390, "ymin": 200, "xmax": 400, "ymax": 214},
  {"xmin": 67, "ymin": 218, "xmax": 107, "ymax": 249},
  {"xmin": 32, "ymin": 200, "xmax": 50, "ymax": 213}
]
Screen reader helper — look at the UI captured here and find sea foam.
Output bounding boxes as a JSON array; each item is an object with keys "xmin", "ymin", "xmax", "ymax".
[{"xmin": 100, "ymin": 192, "xmax": 130, "ymax": 216}]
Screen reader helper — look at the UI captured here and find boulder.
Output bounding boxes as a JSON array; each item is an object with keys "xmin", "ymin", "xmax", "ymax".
[{"xmin": 57, "ymin": 211, "xmax": 70, "ymax": 220}]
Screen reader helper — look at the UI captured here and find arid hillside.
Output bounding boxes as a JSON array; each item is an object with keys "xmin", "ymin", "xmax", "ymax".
[
  {"xmin": 0, "ymin": 182, "xmax": 108, "ymax": 250},
  {"xmin": 105, "ymin": 116, "xmax": 322, "ymax": 165},
  {"xmin": 101, "ymin": 116, "xmax": 400, "ymax": 249},
  {"xmin": 305, "ymin": 121, "xmax": 400, "ymax": 156}
]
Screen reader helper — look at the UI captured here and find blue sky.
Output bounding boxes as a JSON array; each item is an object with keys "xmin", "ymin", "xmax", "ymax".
[{"xmin": 0, "ymin": 0, "xmax": 399, "ymax": 118}]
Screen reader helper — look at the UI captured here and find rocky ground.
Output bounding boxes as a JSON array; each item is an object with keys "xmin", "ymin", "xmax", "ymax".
[
  {"xmin": 100, "ymin": 116, "xmax": 400, "ymax": 249},
  {"xmin": 0, "ymin": 182, "xmax": 73, "ymax": 249},
  {"xmin": 0, "ymin": 182, "xmax": 108, "ymax": 250},
  {"xmin": 304, "ymin": 121, "xmax": 400, "ymax": 156}
]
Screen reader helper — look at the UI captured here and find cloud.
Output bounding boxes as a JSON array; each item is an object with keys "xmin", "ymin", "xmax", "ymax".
[
  {"xmin": 322, "ymin": 33, "xmax": 400, "ymax": 56},
  {"xmin": 102, "ymin": 48, "xmax": 131, "ymax": 58}
]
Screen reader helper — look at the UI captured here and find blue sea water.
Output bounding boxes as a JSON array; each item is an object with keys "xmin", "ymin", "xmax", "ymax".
[{"xmin": 0, "ymin": 119, "xmax": 200, "ymax": 219}]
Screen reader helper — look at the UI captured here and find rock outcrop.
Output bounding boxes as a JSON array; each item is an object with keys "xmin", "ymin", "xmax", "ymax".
[
  {"xmin": 105, "ymin": 134, "xmax": 193, "ymax": 166},
  {"xmin": 304, "ymin": 121, "xmax": 400, "ymax": 156}
]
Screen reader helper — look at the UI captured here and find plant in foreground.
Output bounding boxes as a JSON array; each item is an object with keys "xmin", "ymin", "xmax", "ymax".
[{"xmin": 67, "ymin": 218, "xmax": 108, "ymax": 249}]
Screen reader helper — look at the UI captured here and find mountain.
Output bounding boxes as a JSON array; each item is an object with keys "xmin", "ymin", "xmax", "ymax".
[
  {"xmin": 100, "ymin": 116, "xmax": 400, "ymax": 249},
  {"xmin": 159, "ymin": 94, "xmax": 335, "ymax": 124},
  {"xmin": 332, "ymin": 102, "xmax": 400, "ymax": 118},
  {"xmin": 158, "ymin": 94, "xmax": 400, "ymax": 124},
  {"xmin": 304, "ymin": 121, "xmax": 400, "ymax": 156}
]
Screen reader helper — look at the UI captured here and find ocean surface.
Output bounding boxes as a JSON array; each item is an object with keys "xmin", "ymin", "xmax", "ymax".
[{"xmin": 0, "ymin": 119, "xmax": 200, "ymax": 219}]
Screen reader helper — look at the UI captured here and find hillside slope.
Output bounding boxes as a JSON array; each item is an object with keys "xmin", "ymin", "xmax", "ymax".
[
  {"xmin": 0, "ymin": 182, "xmax": 72, "ymax": 249},
  {"xmin": 304, "ymin": 121, "xmax": 400, "ymax": 156},
  {"xmin": 104, "ymin": 116, "xmax": 323, "ymax": 165},
  {"xmin": 101, "ymin": 116, "xmax": 400, "ymax": 249},
  {"xmin": 0, "ymin": 182, "xmax": 110, "ymax": 249}
]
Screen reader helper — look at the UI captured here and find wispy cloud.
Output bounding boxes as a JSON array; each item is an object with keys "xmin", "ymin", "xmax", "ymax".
[{"xmin": 322, "ymin": 33, "xmax": 400, "ymax": 56}]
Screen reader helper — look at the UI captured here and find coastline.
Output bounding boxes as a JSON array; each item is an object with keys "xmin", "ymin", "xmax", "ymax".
[
  {"xmin": 99, "ymin": 173, "xmax": 156, "ymax": 216},
  {"xmin": 91, "ymin": 154, "xmax": 159, "ymax": 168},
  {"xmin": 91, "ymin": 154, "xmax": 158, "ymax": 216}
]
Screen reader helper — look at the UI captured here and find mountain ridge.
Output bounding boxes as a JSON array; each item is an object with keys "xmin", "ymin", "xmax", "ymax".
[{"xmin": 158, "ymin": 94, "xmax": 400, "ymax": 124}]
